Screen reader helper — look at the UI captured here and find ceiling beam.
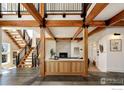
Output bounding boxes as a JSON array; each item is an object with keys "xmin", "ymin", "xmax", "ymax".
[
  {"xmin": 46, "ymin": 20, "xmax": 106, "ymax": 27},
  {"xmin": 86, "ymin": 3, "xmax": 109, "ymax": 23},
  {"xmin": 106, "ymin": 10, "xmax": 124, "ymax": 26},
  {"xmin": 22, "ymin": 3, "xmax": 42, "ymax": 25},
  {"xmin": 0, "ymin": 20, "xmax": 123, "ymax": 27},
  {"xmin": 0, "ymin": 20, "xmax": 39, "ymax": 27},
  {"xmin": 112, "ymin": 20, "xmax": 124, "ymax": 26},
  {"xmin": 46, "ymin": 37, "xmax": 82, "ymax": 41},
  {"xmin": 45, "ymin": 27, "xmax": 55, "ymax": 40},
  {"xmin": 72, "ymin": 27, "xmax": 82, "ymax": 40},
  {"xmin": 39, "ymin": 3, "xmax": 45, "ymax": 18},
  {"xmin": 88, "ymin": 10, "xmax": 124, "ymax": 37}
]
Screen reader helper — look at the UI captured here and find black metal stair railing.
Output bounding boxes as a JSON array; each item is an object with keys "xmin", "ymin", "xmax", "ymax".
[
  {"xmin": 16, "ymin": 39, "xmax": 32, "ymax": 66},
  {"xmin": 16, "ymin": 30, "xmax": 32, "ymax": 67},
  {"xmin": 23, "ymin": 30, "xmax": 31, "ymax": 45},
  {"xmin": 32, "ymin": 39, "xmax": 40, "ymax": 67}
]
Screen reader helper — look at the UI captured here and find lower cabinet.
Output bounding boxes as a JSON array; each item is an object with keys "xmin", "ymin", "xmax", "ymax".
[{"xmin": 45, "ymin": 61, "xmax": 83, "ymax": 75}]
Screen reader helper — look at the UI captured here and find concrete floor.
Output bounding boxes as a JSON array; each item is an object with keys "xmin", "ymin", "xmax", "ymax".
[
  {"xmin": 0, "ymin": 67, "xmax": 124, "ymax": 85},
  {"xmin": 0, "ymin": 67, "xmax": 39, "ymax": 85}
]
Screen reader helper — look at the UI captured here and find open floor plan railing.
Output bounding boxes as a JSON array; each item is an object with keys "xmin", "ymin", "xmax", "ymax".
[
  {"xmin": 0, "ymin": 3, "xmax": 39, "ymax": 14},
  {"xmin": 45, "ymin": 3, "xmax": 83, "ymax": 13}
]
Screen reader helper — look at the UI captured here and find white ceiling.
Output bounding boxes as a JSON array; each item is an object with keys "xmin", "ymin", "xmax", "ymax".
[
  {"xmin": 77, "ymin": 27, "xmax": 97, "ymax": 37},
  {"xmin": 94, "ymin": 3, "xmax": 124, "ymax": 20},
  {"xmin": 47, "ymin": 27, "xmax": 79, "ymax": 38}
]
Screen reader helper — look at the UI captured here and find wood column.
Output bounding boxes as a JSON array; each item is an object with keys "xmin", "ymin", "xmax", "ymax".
[
  {"xmin": 83, "ymin": 27, "xmax": 88, "ymax": 76},
  {"xmin": 39, "ymin": 3, "xmax": 45, "ymax": 18},
  {"xmin": 40, "ymin": 27, "xmax": 45, "ymax": 78}
]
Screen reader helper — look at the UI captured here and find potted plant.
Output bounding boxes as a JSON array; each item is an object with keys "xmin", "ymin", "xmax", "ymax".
[{"xmin": 50, "ymin": 49, "xmax": 55, "ymax": 59}]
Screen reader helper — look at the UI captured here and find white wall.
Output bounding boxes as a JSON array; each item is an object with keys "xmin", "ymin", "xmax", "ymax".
[
  {"xmin": 56, "ymin": 41, "xmax": 71, "ymax": 57},
  {"xmin": 97, "ymin": 36, "xmax": 108, "ymax": 72},
  {"xmin": 0, "ymin": 28, "xmax": 2, "ymax": 70},
  {"xmin": 48, "ymin": 27, "xmax": 79, "ymax": 38},
  {"xmin": 92, "ymin": 27, "xmax": 124, "ymax": 72},
  {"xmin": 2, "ymin": 30, "xmax": 19, "ymax": 67},
  {"xmin": 32, "ymin": 29, "xmax": 40, "ymax": 47},
  {"xmin": 71, "ymin": 40, "xmax": 83, "ymax": 58},
  {"xmin": 45, "ymin": 40, "xmax": 56, "ymax": 59},
  {"xmin": 45, "ymin": 40, "xmax": 84, "ymax": 59}
]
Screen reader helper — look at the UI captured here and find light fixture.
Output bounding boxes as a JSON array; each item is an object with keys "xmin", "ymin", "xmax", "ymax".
[{"xmin": 114, "ymin": 33, "xmax": 121, "ymax": 36}]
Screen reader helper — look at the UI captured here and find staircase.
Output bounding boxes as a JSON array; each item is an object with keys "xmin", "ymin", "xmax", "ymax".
[
  {"xmin": 24, "ymin": 48, "xmax": 34, "ymax": 68},
  {"xmin": 4, "ymin": 30, "xmax": 27, "ymax": 49},
  {"xmin": 18, "ymin": 47, "xmax": 34, "ymax": 68}
]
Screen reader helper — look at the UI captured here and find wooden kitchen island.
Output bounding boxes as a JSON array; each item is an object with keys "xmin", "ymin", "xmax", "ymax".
[{"xmin": 45, "ymin": 59, "xmax": 83, "ymax": 76}]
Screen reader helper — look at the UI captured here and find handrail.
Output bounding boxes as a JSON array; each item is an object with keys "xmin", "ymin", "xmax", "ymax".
[
  {"xmin": 23, "ymin": 30, "xmax": 31, "ymax": 44},
  {"xmin": 16, "ymin": 39, "xmax": 32, "ymax": 66},
  {"xmin": 32, "ymin": 39, "xmax": 40, "ymax": 67}
]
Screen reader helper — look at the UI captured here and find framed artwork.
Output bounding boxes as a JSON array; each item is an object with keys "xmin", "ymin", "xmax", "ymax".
[
  {"xmin": 110, "ymin": 39, "xmax": 122, "ymax": 52},
  {"xmin": 2, "ymin": 54, "xmax": 7, "ymax": 63},
  {"xmin": 99, "ymin": 44, "xmax": 104, "ymax": 53},
  {"xmin": 2, "ymin": 43, "xmax": 9, "ymax": 53}
]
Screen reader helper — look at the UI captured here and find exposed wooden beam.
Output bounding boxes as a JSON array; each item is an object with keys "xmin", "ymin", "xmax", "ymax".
[
  {"xmin": 0, "ymin": 20, "xmax": 123, "ymax": 27},
  {"xmin": 45, "ymin": 27, "xmax": 55, "ymax": 40},
  {"xmin": 46, "ymin": 20, "xmax": 106, "ymax": 27},
  {"xmin": 86, "ymin": 3, "xmax": 109, "ymax": 23},
  {"xmin": 88, "ymin": 10, "xmax": 124, "ymax": 37},
  {"xmin": 0, "ymin": 20, "xmax": 39, "ymax": 27},
  {"xmin": 72, "ymin": 27, "xmax": 82, "ymax": 40},
  {"xmin": 39, "ymin": 3, "xmax": 45, "ymax": 18},
  {"xmin": 88, "ymin": 20, "xmax": 106, "ymax": 27},
  {"xmin": 22, "ymin": 3, "xmax": 42, "ymax": 25},
  {"xmin": 46, "ymin": 20, "xmax": 83, "ymax": 27},
  {"xmin": 113, "ymin": 20, "xmax": 124, "ymax": 26},
  {"xmin": 46, "ymin": 37, "xmax": 82, "ymax": 41},
  {"xmin": 88, "ymin": 27, "xmax": 105, "ymax": 37},
  {"xmin": 106, "ymin": 10, "xmax": 124, "ymax": 26}
]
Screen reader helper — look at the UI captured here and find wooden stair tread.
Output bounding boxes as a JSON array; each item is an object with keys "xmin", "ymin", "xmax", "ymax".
[{"xmin": 4, "ymin": 30, "xmax": 27, "ymax": 49}]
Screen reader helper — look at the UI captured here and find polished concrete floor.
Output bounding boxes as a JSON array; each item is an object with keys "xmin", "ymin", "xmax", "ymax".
[
  {"xmin": 0, "ymin": 67, "xmax": 39, "ymax": 85},
  {"xmin": 0, "ymin": 67, "xmax": 124, "ymax": 85}
]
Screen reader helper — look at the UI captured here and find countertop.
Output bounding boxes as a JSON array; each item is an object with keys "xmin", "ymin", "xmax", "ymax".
[{"xmin": 45, "ymin": 58, "xmax": 83, "ymax": 62}]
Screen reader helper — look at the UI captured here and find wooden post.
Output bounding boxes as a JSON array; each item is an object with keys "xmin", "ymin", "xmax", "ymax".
[
  {"xmin": 39, "ymin": 3, "xmax": 45, "ymax": 18},
  {"xmin": 40, "ymin": 27, "xmax": 45, "ymax": 78},
  {"xmin": 83, "ymin": 27, "xmax": 88, "ymax": 76}
]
